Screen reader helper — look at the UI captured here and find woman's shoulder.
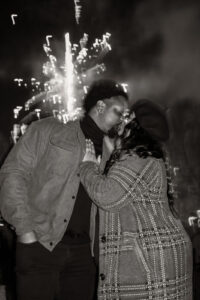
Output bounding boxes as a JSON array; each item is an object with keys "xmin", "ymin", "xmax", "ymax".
[{"xmin": 115, "ymin": 151, "xmax": 163, "ymax": 173}]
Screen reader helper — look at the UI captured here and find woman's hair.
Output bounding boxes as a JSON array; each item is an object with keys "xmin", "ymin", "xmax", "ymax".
[
  {"xmin": 119, "ymin": 118, "xmax": 164, "ymax": 159},
  {"xmin": 105, "ymin": 118, "xmax": 178, "ymax": 218}
]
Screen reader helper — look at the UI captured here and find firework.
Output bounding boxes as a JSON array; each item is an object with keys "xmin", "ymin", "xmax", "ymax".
[
  {"xmin": 46, "ymin": 35, "xmax": 52, "ymax": 46},
  {"xmin": 121, "ymin": 83, "xmax": 128, "ymax": 93},
  {"xmin": 14, "ymin": 78, "xmax": 23, "ymax": 86},
  {"xmin": 12, "ymin": 32, "xmax": 115, "ymax": 140},
  {"xmin": 13, "ymin": 106, "xmax": 23, "ymax": 119},
  {"xmin": 11, "ymin": 14, "xmax": 18, "ymax": 25},
  {"xmin": 11, "ymin": 124, "xmax": 21, "ymax": 143},
  {"xmin": 64, "ymin": 33, "xmax": 74, "ymax": 114},
  {"xmin": 74, "ymin": 0, "xmax": 82, "ymax": 24}
]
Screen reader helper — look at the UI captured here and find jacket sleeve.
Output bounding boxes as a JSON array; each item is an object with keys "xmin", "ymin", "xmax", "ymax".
[
  {"xmin": 79, "ymin": 156, "xmax": 142, "ymax": 212},
  {"xmin": 0, "ymin": 121, "xmax": 43, "ymax": 235}
]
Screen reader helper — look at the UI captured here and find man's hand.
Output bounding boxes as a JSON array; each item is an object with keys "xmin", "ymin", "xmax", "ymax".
[{"xmin": 17, "ymin": 231, "xmax": 37, "ymax": 244}]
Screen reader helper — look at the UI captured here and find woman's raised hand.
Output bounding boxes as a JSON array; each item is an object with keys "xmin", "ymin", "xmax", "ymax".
[{"xmin": 82, "ymin": 139, "xmax": 99, "ymax": 163}]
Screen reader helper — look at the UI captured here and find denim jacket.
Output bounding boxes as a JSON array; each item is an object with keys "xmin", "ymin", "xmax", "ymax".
[{"xmin": 0, "ymin": 117, "xmax": 109, "ymax": 251}]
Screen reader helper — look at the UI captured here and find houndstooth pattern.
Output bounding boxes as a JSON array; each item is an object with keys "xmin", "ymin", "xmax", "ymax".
[{"xmin": 80, "ymin": 154, "xmax": 193, "ymax": 299}]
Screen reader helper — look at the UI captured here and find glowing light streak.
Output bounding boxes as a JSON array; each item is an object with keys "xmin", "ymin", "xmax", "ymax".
[
  {"xmin": 13, "ymin": 106, "xmax": 23, "ymax": 119},
  {"xmin": 64, "ymin": 33, "xmax": 74, "ymax": 114},
  {"xmin": 173, "ymin": 167, "xmax": 179, "ymax": 176},
  {"xmin": 11, "ymin": 14, "xmax": 18, "ymax": 25},
  {"xmin": 11, "ymin": 124, "xmax": 21, "ymax": 144},
  {"xmin": 20, "ymin": 124, "xmax": 28, "ymax": 135},
  {"xmin": 14, "ymin": 78, "xmax": 23, "ymax": 86},
  {"xmin": 46, "ymin": 35, "xmax": 52, "ymax": 46},
  {"xmin": 74, "ymin": 0, "xmax": 82, "ymax": 24},
  {"xmin": 83, "ymin": 86, "xmax": 88, "ymax": 94},
  {"xmin": 35, "ymin": 109, "xmax": 41, "ymax": 119},
  {"xmin": 80, "ymin": 33, "xmax": 89, "ymax": 49},
  {"xmin": 121, "ymin": 83, "xmax": 128, "ymax": 93},
  {"xmin": 188, "ymin": 216, "xmax": 197, "ymax": 226}
]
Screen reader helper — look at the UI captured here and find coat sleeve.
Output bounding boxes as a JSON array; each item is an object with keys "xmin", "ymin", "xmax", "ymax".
[
  {"xmin": 0, "ymin": 121, "xmax": 43, "ymax": 235},
  {"xmin": 79, "ymin": 156, "xmax": 143, "ymax": 212}
]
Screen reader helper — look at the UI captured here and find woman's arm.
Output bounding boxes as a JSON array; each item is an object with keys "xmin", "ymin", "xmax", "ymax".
[{"xmin": 79, "ymin": 155, "xmax": 140, "ymax": 212}]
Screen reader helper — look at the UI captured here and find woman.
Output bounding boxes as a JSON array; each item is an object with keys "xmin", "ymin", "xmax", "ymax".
[{"xmin": 79, "ymin": 99, "xmax": 193, "ymax": 299}]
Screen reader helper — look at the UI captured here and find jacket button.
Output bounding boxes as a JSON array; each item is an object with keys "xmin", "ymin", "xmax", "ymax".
[
  {"xmin": 64, "ymin": 219, "xmax": 67, "ymax": 223},
  {"xmin": 72, "ymin": 196, "xmax": 75, "ymax": 199},
  {"xmin": 101, "ymin": 235, "xmax": 106, "ymax": 243},
  {"xmin": 49, "ymin": 242, "xmax": 53, "ymax": 246},
  {"xmin": 100, "ymin": 273, "xmax": 105, "ymax": 280},
  {"xmin": 77, "ymin": 173, "xmax": 80, "ymax": 177}
]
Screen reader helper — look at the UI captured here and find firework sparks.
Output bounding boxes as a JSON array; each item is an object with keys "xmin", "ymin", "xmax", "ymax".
[
  {"xmin": 11, "ymin": 14, "xmax": 18, "ymax": 25},
  {"xmin": 12, "ymin": 32, "xmax": 116, "ymax": 140},
  {"xmin": 64, "ymin": 33, "xmax": 75, "ymax": 114},
  {"xmin": 14, "ymin": 78, "xmax": 23, "ymax": 86},
  {"xmin": 13, "ymin": 106, "xmax": 23, "ymax": 119},
  {"xmin": 74, "ymin": 0, "xmax": 82, "ymax": 24},
  {"xmin": 11, "ymin": 124, "xmax": 21, "ymax": 143},
  {"xmin": 35, "ymin": 109, "xmax": 41, "ymax": 119},
  {"xmin": 121, "ymin": 83, "xmax": 129, "ymax": 93},
  {"xmin": 46, "ymin": 35, "xmax": 52, "ymax": 46}
]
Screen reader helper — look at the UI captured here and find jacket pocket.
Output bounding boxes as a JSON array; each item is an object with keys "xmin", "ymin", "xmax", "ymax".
[
  {"xmin": 118, "ymin": 237, "xmax": 150, "ymax": 285},
  {"xmin": 44, "ymin": 140, "xmax": 76, "ymax": 176}
]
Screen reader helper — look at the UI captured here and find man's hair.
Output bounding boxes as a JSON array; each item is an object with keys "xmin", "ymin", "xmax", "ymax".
[{"xmin": 83, "ymin": 79, "xmax": 128, "ymax": 113}]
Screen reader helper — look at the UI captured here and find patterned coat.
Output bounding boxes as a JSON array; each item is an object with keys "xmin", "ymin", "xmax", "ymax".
[{"xmin": 79, "ymin": 152, "xmax": 193, "ymax": 300}]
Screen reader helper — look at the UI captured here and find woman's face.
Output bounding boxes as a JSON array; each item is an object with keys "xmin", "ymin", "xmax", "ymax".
[{"xmin": 115, "ymin": 111, "xmax": 136, "ymax": 149}]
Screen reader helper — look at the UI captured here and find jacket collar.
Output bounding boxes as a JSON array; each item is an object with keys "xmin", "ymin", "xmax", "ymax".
[{"xmin": 50, "ymin": 119, "xmax": 111, "ymax": 169}]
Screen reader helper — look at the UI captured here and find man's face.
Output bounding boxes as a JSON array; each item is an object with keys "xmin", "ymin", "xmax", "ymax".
[{"xmin": 99, "ymin": 96, "xmax": 128, "ymax": 133}]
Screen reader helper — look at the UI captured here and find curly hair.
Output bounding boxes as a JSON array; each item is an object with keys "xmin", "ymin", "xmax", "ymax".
[
  {"xmin": 104, "ymin": 118, "xmax": 178, "ymax": 218},
  {"xmin": 83, "ymin": 79, "xmax": 128, "ymax": 113}
]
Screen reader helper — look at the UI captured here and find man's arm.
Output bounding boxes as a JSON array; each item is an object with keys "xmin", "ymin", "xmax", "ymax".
[{"xmin": 0, "ymin": 122, "xmax": 43, "ymax": 241}]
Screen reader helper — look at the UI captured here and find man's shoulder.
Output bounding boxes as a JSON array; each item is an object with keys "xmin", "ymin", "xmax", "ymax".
[
  {"xmin": 26, "ymin": 117, "xmax": 82, "ymax": 150},
  {"xmin": 31, "ymin": 117, "xmax": 80, "ymax": 134},
  {"xmin": 32, "ymin": 116, "xmax": 60, "ymax": 129}
]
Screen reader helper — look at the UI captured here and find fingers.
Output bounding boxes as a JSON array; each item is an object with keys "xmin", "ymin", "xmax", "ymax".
[
  {"xmin": 85, "ymin": 139, "xmax": 95, "ymax": 155},
  {"xmin": 97, "ymin": 155, "xmax": 101, "ymax": 164}
]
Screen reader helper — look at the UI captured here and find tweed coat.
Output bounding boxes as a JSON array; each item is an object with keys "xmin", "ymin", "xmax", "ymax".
[{"xmin": 79, "ymin": 152, "xmax": 193, "ymax": 300}]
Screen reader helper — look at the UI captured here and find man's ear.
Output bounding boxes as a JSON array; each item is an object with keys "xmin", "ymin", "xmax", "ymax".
[{"xmin": 96, "ymin": 100, "xmax": 106, "ymax": 114}]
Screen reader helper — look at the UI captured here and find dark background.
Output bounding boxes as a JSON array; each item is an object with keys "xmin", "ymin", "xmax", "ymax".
[
  {"xmin": 0, "ymin": 1, "xmax": 200, "ymax": 298},
  {"xmin": 0, "ymin": 0, "xmax": 200, "ymax": 222}
]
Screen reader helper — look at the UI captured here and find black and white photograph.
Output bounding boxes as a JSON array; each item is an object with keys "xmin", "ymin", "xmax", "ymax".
[{"xmin": 0, "ymin": 0, "xmax": 200, "ymax": 299}]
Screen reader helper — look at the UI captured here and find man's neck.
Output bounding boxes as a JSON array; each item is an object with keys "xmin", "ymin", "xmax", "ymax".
[
  {"xmin": 88, "ymin": 112, "xmax": 106, "ymax": 134},
  {"xmin": 81, "ymin": 114, "xmax": 104, "ymax": 156}
]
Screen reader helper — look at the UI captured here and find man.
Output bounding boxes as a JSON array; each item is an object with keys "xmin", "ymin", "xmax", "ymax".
[{"xmin": 0, "ymin": 79, "xmax": 128, "ymax": 300}]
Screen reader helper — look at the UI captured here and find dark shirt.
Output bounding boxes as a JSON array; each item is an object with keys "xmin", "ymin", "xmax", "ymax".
[{"xmin": 63, "ymin": 116, "xmax": 104, "ymax": 250}]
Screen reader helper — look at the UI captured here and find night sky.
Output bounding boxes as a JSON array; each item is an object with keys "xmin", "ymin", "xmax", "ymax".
[{"xmin": 0, "ymin": 0, "xmax": 200, "ymax": 221}]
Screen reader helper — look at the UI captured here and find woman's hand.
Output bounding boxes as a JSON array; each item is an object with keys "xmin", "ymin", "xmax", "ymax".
[{"xmin": 83, "ymin": 139, "xmax": 99, "ymax": 164}]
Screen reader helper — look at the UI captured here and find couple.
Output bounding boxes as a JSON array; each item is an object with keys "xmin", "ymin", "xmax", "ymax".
[{"xmin": 0, "ymin": 79, "xmax": 192, "ymax": 299}]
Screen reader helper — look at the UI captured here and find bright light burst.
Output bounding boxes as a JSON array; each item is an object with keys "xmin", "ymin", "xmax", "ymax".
[{"xmin": 12, "ymin": 32, "xmax": 112, "ymax": 142}]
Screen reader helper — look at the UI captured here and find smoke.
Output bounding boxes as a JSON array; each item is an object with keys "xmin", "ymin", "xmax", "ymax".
[
  {"xmin": 121, "ymin": 0, "xmax": 200, "ymax": 102},
  {"xmin": 109, "ymin": 0, "xmax": 200, "ymax": 218}
]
